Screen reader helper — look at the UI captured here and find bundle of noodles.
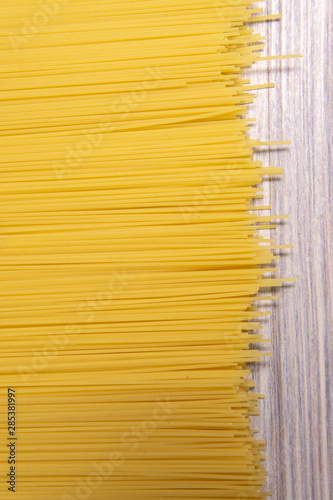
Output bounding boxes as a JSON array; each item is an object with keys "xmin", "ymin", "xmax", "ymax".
[{"xmin": 0, "ymin": 1, "xmax": 295, "ymax": 498}]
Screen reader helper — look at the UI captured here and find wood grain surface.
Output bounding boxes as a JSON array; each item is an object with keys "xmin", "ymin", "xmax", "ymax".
[{"xmin": 249, "ymin": 2, "xmax": 333, "ymax": 499}]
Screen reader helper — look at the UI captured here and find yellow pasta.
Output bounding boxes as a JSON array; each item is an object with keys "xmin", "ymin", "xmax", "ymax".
[{"xmin": 0, "ymin": 0, "xmax": 296, "ymax": 498}]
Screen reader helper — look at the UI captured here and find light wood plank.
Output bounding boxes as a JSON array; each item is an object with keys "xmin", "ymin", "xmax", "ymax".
[{"xmin": 249, "ymin": 1, "xmax": 333, "ymax": 499}]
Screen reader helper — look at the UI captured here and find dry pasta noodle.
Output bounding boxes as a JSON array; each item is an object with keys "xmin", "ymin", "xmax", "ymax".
[{"xmin": 0, "ymin": 1, "xmax": 296, "ymax": 499}]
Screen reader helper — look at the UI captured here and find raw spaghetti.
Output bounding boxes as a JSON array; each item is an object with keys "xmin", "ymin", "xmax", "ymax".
[{"xmin": 0, "ymin": 1, "xmax": 295, "ymax": 499}]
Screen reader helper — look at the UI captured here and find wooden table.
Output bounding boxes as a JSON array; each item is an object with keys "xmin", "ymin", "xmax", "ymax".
[{"xmin": 249, "ymin": 2, "xmax": 332, "ymax": 499}]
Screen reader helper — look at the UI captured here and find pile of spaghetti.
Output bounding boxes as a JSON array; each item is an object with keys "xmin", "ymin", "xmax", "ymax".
[{"xmin": 0, "ymin": 1, "xmax": 291, "ymax": 498}]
